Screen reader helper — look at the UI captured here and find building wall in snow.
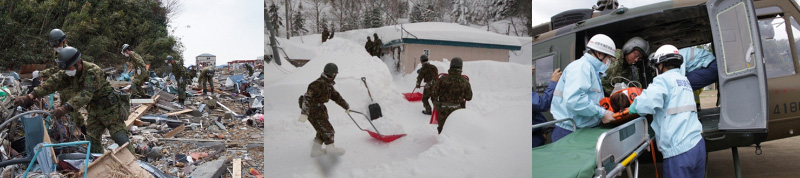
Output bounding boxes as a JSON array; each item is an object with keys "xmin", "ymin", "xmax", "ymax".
[{"xmin": 397, "ymin": 43, "xmax": 510, "ymax": 74}]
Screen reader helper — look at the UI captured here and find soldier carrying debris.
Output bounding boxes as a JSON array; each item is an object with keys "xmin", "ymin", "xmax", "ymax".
[
  {"xmin": 199, "ymin": 65, "xmax": 216, "ymax": 96},
  {"xmin": 166, "ymin": 55, "xmax": 188, "ymax": 107},
  {"xmin": 15, "ymin": 47, "xmax": 133, "ymax": 154},
  {"xmin": 431, "ymin": 57, "xmax": 472, "ymax": 134},
  {"xmin": 416, "ymin": 54, "xmax": 438, "ymax": 115},
  {"xmin": 38, "ymin": 29, "xmax": 88, "ymax": 133},
  {"xmin": 121, "ymin": 44, "xmax": 150, "ymax": 98},
  {"xmin": 298, "ymin": 63, "xmax": 349, "ymax": 157}
]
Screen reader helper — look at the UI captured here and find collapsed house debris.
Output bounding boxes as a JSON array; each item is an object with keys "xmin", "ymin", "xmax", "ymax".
[{"xmin": 0, "ymin": 66, "xmax": 264, "ymax": 177}]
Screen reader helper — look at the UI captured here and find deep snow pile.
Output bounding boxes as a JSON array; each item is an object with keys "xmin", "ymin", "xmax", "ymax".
[{"xmin": 264, "ymin": 35, "xmax": 531, "ymax": 177}]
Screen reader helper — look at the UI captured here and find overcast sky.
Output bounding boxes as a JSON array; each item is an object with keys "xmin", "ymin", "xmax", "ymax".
[
  {"xmin": 170, "ymin": 0, "xmax": 263, "ymax": 67},
  {"xmin": 532, "ymin": 0, "xmax": 670, "ymax": 25}
]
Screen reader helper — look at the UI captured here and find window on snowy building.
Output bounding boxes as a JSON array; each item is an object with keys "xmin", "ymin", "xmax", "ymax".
[{"xmin": 423, "ymin": 49, "xmax": 429, "ymax": 57}]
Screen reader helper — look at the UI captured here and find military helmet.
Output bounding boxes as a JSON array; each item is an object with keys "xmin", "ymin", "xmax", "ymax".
[
  {"xmin": 56, "ymin": 47, "xmax": 81, "ymax": 70},
  {"xmin": 420, "ymin": 55, "xmax": 428, "ymax": 62},
  {"xmin": 166, "ymin": 55, "xmax": 174, "ymax": 61},
  {"xmin": 622, "ymin": 37, "xmax": 649, "ymax": 56},
  {"xmin": 324, "ymin": 63, "xmax": 338, "ymax": 76},
  {"xmin": 121, "ymin": 44, "xmax": 131, "ymax": 54},
  {"xmin": 48, "ymin": 29, "xmax": 67, "ymax": 47},
  {"xmin": 450, "ymin": 57, "xmax": 463, "ymax": 69}
]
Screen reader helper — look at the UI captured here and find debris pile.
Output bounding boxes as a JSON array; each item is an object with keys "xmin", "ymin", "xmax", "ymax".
[{"xmin": 0, "ymin": 67, "xmax": 264, "ymax": 178}]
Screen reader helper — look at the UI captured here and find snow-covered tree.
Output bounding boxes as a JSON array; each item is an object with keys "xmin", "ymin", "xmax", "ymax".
[
  {"xmin": 410, "ymin": 3, "xmax": 435, "ymax": 23},
  {"xmin": 292, "ymin": 4, "xmax": 308, "ymax": 36},
  {"xmin": 363, "ymin": 7, "xmax": 383, "ymax": 28},
  {"xmin": 268, "ymin": 2, "xmax": 283, "ymax": 35},
  {"xmin": 450, "ymin": 0, "xmax": 470, "ymax": 25}
]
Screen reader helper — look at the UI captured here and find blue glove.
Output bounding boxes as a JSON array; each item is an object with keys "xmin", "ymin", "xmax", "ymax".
[{"xmin": 628, "ymin": 99, "xmax": 638, "ymax": 114}]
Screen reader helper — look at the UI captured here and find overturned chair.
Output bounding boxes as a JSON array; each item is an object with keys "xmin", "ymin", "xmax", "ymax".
[{"xmin": 532, "ymin": 117, "xmax": 651, "ymax": 178}]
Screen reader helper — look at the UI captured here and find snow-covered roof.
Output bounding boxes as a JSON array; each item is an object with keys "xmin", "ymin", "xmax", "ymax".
[
  {"xmin": 197, "ymin": 53, "xmax": 216, "ymax": 57},
  {"xmin": 375, "ymin": 22, "xmax": 522, "ymax": 50}
]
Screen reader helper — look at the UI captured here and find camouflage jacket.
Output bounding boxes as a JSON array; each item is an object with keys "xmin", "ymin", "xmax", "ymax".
[
  {"xmin": 432, "ymin": 69, "xmax": 472, "ymax": 106},
  {"xmin": 305, "ymin": 75, "xmax": 349, "ymax": 109},
  {"xmin": 34, "ymin": 61, "xmax": 113, "ymax": 110},
  {"xmin": 128, "ymin": 51, "xmax": 148, "ymax": 74},
  {"xmin": 201, "ymin": 67, "xmax": 215, "ymax": 78},
  {"xmin": 187, "ymin": 67, "xmax": 198, "ymax": 80},
  {"xmin": 416, "ymin": 62, "xmax": 438, "ymax": 86},
  {"xmin": 170, "ymin": 60, "xmax": 186, "ymax": 80},
  {"xmin": 601, "ymin": 50, "xmax": 633, "ymax": 95}
]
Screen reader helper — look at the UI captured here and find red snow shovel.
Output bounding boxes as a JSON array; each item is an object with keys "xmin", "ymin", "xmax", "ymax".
[
  {"xmin": 403, "ymin": 88, "xmax": 423, "ymax": 102},
  {"xmin": 347, "ymin": 110, "xmax": 406, "ymax": 142},
  {"xmin": 429, "ymin": 110, "xmax": 438, "ymax": 124}
]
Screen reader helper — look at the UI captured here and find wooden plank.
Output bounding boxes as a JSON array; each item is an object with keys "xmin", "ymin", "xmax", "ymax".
[
  {"xmin": 130, "ymin": 99, "xmax": 155, "ymax": 104},
  {"xmin": 163, "ymin": 124, "xmax": 185, "ymax": 138},
  {"xmin": 233, "ymin": 158, "xmax": 242, "ymax": 178},
  {"xmin": 165, "ymin": 109, "xmax": 193, "ymax": 116},
  {"xmin": 125, "ymin": 95, "xmax": 159, "ymax": 128}
]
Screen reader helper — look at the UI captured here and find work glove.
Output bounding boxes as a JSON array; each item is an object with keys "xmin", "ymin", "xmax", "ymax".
[
  {"xmin": 345, "ymin": 109, "xmax": 351, "ymax": 114},
  {"xmin": 14, "ymin": 94, "xmax": 33, "ymax": 108},
  {"xmin": 298, "ymin": 114, "xmax": 308, "ymax": 123},
  {"xmin": 415, "ymin": 84, "xmax": 421, "ymax": 88},
  {"xmin": 54, "ymin": 105, "xmax": 71, "ymax": 120},
  {"xmin": 628, "ymin": 99, "xmax": 639, "ymax": 114}
]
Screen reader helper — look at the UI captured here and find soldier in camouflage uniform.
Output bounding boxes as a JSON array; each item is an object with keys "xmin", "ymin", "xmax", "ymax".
[
  {"xmin": 166, "ymin": 55, "xmax": 188, "ymax": 106},
  {"xmin": 244, "ymin": 63, "xmax": 254, "ymax": 77},
  {"xmin": 431, "ymin": 57, "xmax": 472, "ymax": 134},
  {"xmin": 365, "ymin": 37, "xmax": 374, "ymax": 56},
  {"xmin": 372, "ymin": 33, "xmax": 382, "ymax": 57},
  {"xmin": 298, "ymin": 63, "xmax": 349, "ymax": 157},
  {"xmin": 37, "ymin": 29, "xmax": 88, "ymax": 133},
  {"xmin": 15, "ymin": 47, "xmax": 133, "ymax": 154},
  {"xmin": 187, "ymin": 65, "xmax": 198, "ymax": 81},
  {"xmin": 121, "ymin": 44, "xmax": 150, "ymax": 98},
  {"xmin": 415, "ymin": 55, "xmax": 438, "ymax": 115},
  {"xmin": 601, "ymin": 37, "xmax": 655, "ymax": 96},
  {"xmin": 199, "ymin": 66, "xmax": 216, "ymax": 95}
]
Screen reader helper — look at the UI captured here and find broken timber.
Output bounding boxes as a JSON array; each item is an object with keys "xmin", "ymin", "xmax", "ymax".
[{"xmin": 126, "ymin": 95, "xmax": 159, "ymax": 129}]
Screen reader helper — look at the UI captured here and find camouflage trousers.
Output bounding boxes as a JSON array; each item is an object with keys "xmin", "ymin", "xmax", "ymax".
[
  {"xmin": 199, "ymin": 75, "xmax": 214, "ymax": 95},
  {"xmin": 308, "ymin": 105, "xmax": 335, "ymax": 144},
  {"xmin": 176, "ymin": 76, "xmax": 187, "ymax": 100},
  {"xmin": 132, "ymin": 72, "xmax": 150, "ymax": 97},
  {"xmin": 422, "ymin": 85, "xmax": 433, "ymax": 113},
  {"xmin": 69, "ymin": 111, "xmax": 86, "ymax": 128},
  {"xmin": 435, "ymin": 102, "xmax": 464, "ymax": 134},
  {"xmin": 86, "ymin": 92, "xmax": 133, "ymax": 153}
]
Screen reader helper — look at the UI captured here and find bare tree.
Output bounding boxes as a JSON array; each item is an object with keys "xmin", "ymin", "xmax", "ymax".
[
  {"xmin": 161, "ymin": 0, "xmax": 184, "ymax": 24},
  {"xmin": 284, "ymin": 0, "xmax": 292, "ymax": 38},
  {"xmin": 308, "ymin": 0, "xmax": 326, "ymax": 33}
]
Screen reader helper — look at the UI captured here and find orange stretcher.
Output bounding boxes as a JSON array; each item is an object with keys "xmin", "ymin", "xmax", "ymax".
[{"xmin": 600, "ymin": 87, "xmax": 643, "ymax": 125}]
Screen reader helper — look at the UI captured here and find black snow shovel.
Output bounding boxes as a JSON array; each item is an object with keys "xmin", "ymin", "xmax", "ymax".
[
  {"xmin": 360, "ymin": 77, "xmax": 382, "ymax": 120},
  {"xmin": 347, "ymin": 110, "xmax": 406, "ymax": 142}
]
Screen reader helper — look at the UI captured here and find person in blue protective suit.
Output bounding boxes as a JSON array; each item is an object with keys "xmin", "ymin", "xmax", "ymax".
[
  {"xmin": 627, "ymin": 45, "xmax": 705, "ymax": 178},
  {"xmin": 678, "ymin": 47, "xmax": 718, "ymax": 90},
  {"xmin": 533, "ymin": 66, "xmax": 562, "ymax": 148},
  {"xmin": 550, "ymin": 34, "xmax": 616, "ymax": 142}
]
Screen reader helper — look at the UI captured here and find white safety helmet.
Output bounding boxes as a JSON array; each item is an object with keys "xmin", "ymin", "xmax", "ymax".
[
  {"xmin": 587, "ymin": 34, "xmax": 617, "ymax": 57},
  {"xmin": 649, "ymin": 45, "xmax": 683, "ymax": 66}
]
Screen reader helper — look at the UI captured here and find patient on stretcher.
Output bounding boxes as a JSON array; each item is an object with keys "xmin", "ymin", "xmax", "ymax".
[{"xmin": 600, "ymin": 87, "xmax": 643, "ymax": 125}]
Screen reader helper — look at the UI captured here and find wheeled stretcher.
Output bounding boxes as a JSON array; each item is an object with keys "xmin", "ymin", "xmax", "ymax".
[{"xmin": 533, "ymin": 117, "xmax": 651, "ymax": 178}]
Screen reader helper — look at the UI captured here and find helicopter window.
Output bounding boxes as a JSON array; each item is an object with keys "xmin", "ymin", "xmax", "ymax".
[
  {"xmin": 534, "ymin": 54, "xmax": 555, "ymax": 90},
  {"xmin": 788, "ymin": 16, "xmax": 800, "ymax": 76},
  {"xmin": 717, "ymin": 2, "xmax": 756, "ymax": 74},
  {"xmin": 758, "ymin": 15, "xmax": 795, "ymax": 78}
]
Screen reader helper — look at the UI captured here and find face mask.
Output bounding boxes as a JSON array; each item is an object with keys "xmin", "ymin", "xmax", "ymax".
[
  {"xmin": 65, "ymin": 69, "xmax": 77, "ymax": 76},
  {"xmin": 599, "ymin": 58, "xmax": 610, "ymax": 77},
  {"xmin": 54, "ymin": 47, "xmax": 64, "ymax": 53},
  {"xmin": 122, "ymin": 52, "xmax": 129, "ymax": 57}
]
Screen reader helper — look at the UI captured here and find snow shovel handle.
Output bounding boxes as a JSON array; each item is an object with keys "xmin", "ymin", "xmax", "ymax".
[
  {"xmin": 348, "ymin": 110, "xmax": 382, "ymax": 135},
  {"xmin": 361, "ymin": 77, "xmax": 375, "ymax": 102}
]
